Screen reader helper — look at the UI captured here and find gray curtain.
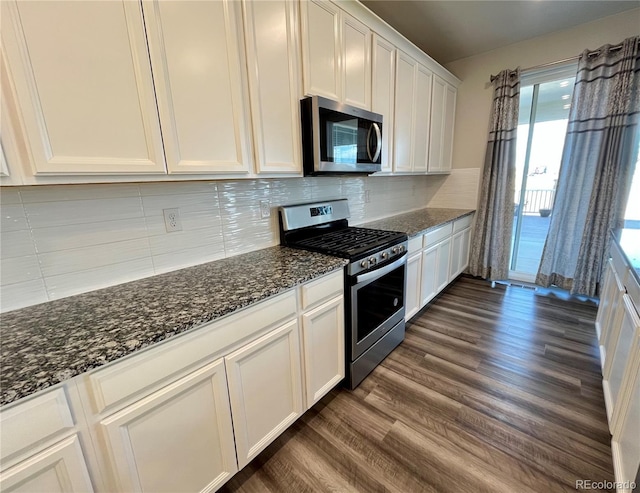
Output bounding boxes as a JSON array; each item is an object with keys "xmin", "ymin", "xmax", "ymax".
[
  {"xmin": 468, "ymin": 69, "xmax": 520, "ymax": 280},
  {"xmin": 536, "ymin": 36, "xmax": 640, "ymax": 297}
]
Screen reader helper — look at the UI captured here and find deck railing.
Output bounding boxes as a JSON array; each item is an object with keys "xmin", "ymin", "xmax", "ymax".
[{"xmin": 515, "ymin": 189, "xmax": 556, "ymax": 214}]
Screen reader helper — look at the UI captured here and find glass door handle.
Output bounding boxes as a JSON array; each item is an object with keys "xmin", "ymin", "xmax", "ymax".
[{"xmin": 367, "ymin": 123, "xmax": 382, "ymax": 162}]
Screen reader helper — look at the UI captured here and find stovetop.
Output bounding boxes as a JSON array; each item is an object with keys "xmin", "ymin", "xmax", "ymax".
[{"xmin": 288, "ymin": 226, "xmax": 407, "ymax": 261}]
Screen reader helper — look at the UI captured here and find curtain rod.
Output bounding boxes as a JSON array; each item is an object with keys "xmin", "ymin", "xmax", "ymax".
[{"xmin": 489, "ymin": 40, "xmax": 635, "ymax": 82}]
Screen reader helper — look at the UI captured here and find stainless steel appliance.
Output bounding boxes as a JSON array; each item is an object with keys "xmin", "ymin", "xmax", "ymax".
[
  {"xmin": 301, "ymin": 96, "xmax": 383, "ymax": 175},
  {"xmin": 279, "ymin": 199, "xmax": 407, "ymax": 389}
]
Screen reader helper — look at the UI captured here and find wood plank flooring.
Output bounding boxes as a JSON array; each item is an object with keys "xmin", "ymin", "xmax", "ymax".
[{"xmin": 221, "ymin": 276, "xmax": 613, "ymax": 493}]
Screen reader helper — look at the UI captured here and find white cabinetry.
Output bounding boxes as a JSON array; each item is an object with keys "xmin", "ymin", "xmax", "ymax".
[
  {"xmin": 301, "ymin": 0, "xmax": 371, "ymax": 109},
  {"xmin": 449, "ymin": 215, "xmax": 472, "ymax": 281},
  {"xmin": 428, "ymin": 76, "xmax": 456, "ymax": 173},
  {"xmin": 226, "ymin": 319, "xmax": 304, "ymax": 469},
  {"xmin": 242, "ymin": 0, "xmax": 302, "ymax": 174},
  {"xmin": 143, "ymin": 0, "xmax": 252, "ymax": 174},
  {"xmin": 405, "ymin": 236, "xmax": 424, "ymax": 320},
  {"xmin": 371, "ymin": 34, "xmax": 396, "ymax": 173},
  {"xmin": 393, "ymin": 50, "xmax": 433, "ymax": 174},
  {"xmin": 100, "ymin": 359, "xmax": 237, "ymax": 493},
  {"xmin": 1, "ymin": 0, "xmax": 166, "ymax": 175}
]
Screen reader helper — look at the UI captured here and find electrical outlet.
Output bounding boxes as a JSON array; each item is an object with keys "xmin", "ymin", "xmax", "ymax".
[
  {"xmin": 163, "ymin": 208, "xmax": 182, "ymax": 232},
  {"xmin": 260, "ymin": 200, "xmax": 271, "ymax": 219},
  {"xmin": 364, "ymin": 190, "xmax": 371, "ymax": 203}
]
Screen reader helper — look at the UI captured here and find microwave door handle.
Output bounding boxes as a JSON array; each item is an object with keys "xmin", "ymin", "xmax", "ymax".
[
  {"xmin": 372, "ymin": 123, "xmax": 382, "ymax": 162},
  {"xmin": 366, "ymin": 124, "xmax": 374, "ymax": 162}
]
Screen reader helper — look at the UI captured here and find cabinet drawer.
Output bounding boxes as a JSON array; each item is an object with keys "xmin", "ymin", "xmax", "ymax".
[
  {"xmin": 88, "ymin": 290, "xmax": 297, "ymax": 413},
  {"xmin": 0, "ymin": 388, "xmax": 75, "ymax": 462},
  {"xmin": 423, "ymin": 223, "xmax": 452, "ymax": 247},
  {"xmin": 453, "ymin": 214, "xmax": 473, "ymax": 233},
  {"xmin": 408, "ymin": 236, "xmax": 423, "ymax": 254},
  {"xmin": 301, "ymin": 270, "xmax": 344, "ymax": 310}
]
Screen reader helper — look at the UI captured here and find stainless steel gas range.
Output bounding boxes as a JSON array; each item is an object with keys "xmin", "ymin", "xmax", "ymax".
[{"xmin": 278, "ymin": 199, "xmax": 408, "ymax": 389}]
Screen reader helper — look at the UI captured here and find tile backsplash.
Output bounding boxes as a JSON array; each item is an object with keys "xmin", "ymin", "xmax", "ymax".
[{"xmin": 0, "ymin": 172, "xmax": 478, "ymax": 312}]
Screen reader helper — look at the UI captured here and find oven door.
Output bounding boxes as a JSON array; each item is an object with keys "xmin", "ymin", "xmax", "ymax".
[{"xmin": 350, "ymin": 254, "xmax": 406, "ymax": 360}]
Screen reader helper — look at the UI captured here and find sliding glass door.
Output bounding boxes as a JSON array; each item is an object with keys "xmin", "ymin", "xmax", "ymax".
[{"xmin": 510, "ymin": 66, "xmax": 576, "ymax": 282}]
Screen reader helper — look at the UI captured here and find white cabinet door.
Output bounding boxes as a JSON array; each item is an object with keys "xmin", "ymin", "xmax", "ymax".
[
  {"xmin": 301, "ymin": 296, "xmax": 345, "ymax": 407},
  {"xmin": 459, "ymin": 227, "xmax": 471, "ymax": 274},
  {"xmin": 412, "ymin": 64, "xmax": 432, "ymax": 174},
  {"xmin": 436, "ymin": 238, "xmax": 452, "ymax": 293},
  {"xmin": 371, "ymin": 35, "xmax": 396, "ymax": 173},
  {"xmin": 0, "ymin": 436, "xmax": 94, "ymax": 493},
  {"xmin": 143, "ymin": 0, "xmax": 252, "ymax": 174},
  {"xmin": 429, "ymin": 76, "xmax": 456, "ymax": 173},
  {"xmin": 341, "ymin": 13, "xmax": 371, "ymax": 110},
  {"xmin": 225, "ymin": 319, "xmax": 304, "ymax": 469},
  {"xmin": 301, "ymin": 0, "xmax": 341, "ymax": 101},
  {"xmin": 1, "ymin": 0, "xmax": 165, "ymax": 174},
  {"xmin": 406, "ymin": 251, "xmax": 422, "ymax": 318},
  {"xmin": 243, "ymin": 0, "xmax": 302, "ymax": 174},
  {"xmin": 596, "ymin": 260, "xmax": 618, "ymax": 342},
  {"xmin": 393, "ymin": 51, "xmax": 416, "ymax": 173},
  {"xmin": 101, "ymin": 359, "xmax": 237, "ymax": 493},
  {"xmin": 449, "ymin": 230, "xmax": 463, "ymax": 281},
  {"xmin": 421, "ymin": 244, "xmax": 438, "ymax": 307}
]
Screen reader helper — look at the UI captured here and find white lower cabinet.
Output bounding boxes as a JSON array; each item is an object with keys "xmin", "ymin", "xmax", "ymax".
[
  {"xmin": 225, "ymin": 319, "xmax": 304, "ymax": 469},
  {"xmin": 0, "ymin": 436, "xmax": 93, "ymax": 493},
  {"xmin": 302, "ymin": 296, "xmax": 345, "ymax": 407},
  {"xmin": 449, "ymin": 227, "xmax": 471, "ymax": 281},
  {"xmin": 100, "ymin": 358, "xmax": 237, "ymax": 493},
  {"xmin": 405, "ymin": 251, "xmax": 423, "ymax": 320}
]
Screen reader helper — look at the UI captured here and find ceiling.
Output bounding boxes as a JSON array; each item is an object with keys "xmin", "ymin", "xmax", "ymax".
[{"xmin": 361, "ymin": 1, "xmax": 640, "ymax": 64}]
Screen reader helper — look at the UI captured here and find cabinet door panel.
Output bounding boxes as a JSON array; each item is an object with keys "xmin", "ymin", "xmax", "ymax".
[
  {"xmin": 2, "ymin": 1, "xmax": 165, "ymax": 174},
  {"xmin": 0, "ymin": 436, "xmax": 94, "ymax": 493},
  {"xmin": 302, "ymin": 296, "xmax": 345, "ymax": 407},
  {"xmin": 449, "ymin": 231, "xmax": 463, "ymax": 281},
  {"xmin": 301, "ymin": 0, "xmax": 341, "ymax": 101},
  {"xmin": 243, "ymin": 0, "xmax": 302, "ymax": 174},
  {"xmin": 225, "ymin": 319, "xmax": 303, "ymax": 469},
  {"xmin": 406, "ymin": 252, "xmax": 422, "ymax": 317},
  {"xmin": 436, "ymin": 238, "xmax": 451, "ymax": 292},
  {"xmin": 421, "ymin": 245, "xmax": 438, "ymax": 307},
  {"xmin": 371, "ymin": 35, "xmax": 395, "ymax": 173},
  {"xmin": 101, "ymin": 359, "xmax": 237, "ymax": 493},
  {"xmin": 412, "ymin": 64, "xmax": 432, "ymax": 173},
  {"xmin": 428, "ymin": 76, "xmax": 446, "ymax": 173},
  {"xmin": 441, "ymin": 84, "xmax": 457, "ymax": 172},
  {"xmin": 144, "ymin": 0, "xmax": 251, "ymax": 174},
  {"xmin": 342, "ymin": 14, "xmax": 371, "ymax": 109},
  {"xmin": 460, "ymin": 228, "xmax": 471, "ymax": 274},
  {"xmin": 394, "ymin": 52, "xmax": 416, "ymax": 172}
]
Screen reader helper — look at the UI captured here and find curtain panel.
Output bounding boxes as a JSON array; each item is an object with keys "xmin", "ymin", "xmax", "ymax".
[
  {"xmin": 536, "ymin": 36, "xmax": 640, "ymax": 297},
  {"xmin": 468, "ymin": 69, "xmax": 520, "ymax": 280}
]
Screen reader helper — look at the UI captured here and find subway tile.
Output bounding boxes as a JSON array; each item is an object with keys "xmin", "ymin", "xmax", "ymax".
[
  {"xmin": 1, "ymin": 255, "xmax": 43, "ymax": 285},
  {"xmin": 44, "ymin": 257, "xmax": 155, "ymax": 301},
  {"xmin": 24, "ymin": 197, "xmax": 145, "ymax": 228},
  {"xmin": 139, "ymin": 181, "xmax": 217, "ymax": 196},
  {"xmin": 31, "ymin": 218, "xmax": 149, "ymax": 253},
  {"xmin": 152, "ymin": 245, "xmax": 226, "ymax": 274},
  {"xmin": 141, "ymin": 190, "xmax": 220, "ymax": 217},
  {"xmin": 1, "ymin": 230, "xmax": 36, "ymax": 258},
  {"xmin": 38, "ymin": 238, "xmax": 152, "ymax": 277},
  {"xmin": 20, "ymin": 183, "xmax": 140, "ymax": 203},
  {"xmin": 148, "ymin": 226, "xmax": 224, "ymax": 256},
  {"xmin": 1, "ymin": 204, "xmax": 29, "ymax": 232},
  {"xmin": 0, "ymin": 279, "xmax": 48, "ymax": 312}
]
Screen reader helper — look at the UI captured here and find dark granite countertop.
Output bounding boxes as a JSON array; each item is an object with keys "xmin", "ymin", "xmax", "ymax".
[
  {"xmin": 612, "ymin": 228, "xmax": 640, "ymax": 284},
  {"xmin": 360, "ymin": 208, "xmax": 475, "ymax": 238},
  {"xmin": 0, "ymin": 246, "xmax": 347, "ymax": 407}
]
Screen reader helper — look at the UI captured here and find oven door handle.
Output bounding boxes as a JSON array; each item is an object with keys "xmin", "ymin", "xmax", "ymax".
[{"xmin": 355, "ymin": 253, "xmax": 406, "ymax": 285}]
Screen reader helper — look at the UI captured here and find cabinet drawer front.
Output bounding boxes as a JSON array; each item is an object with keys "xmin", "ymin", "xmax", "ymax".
[
  {"xmin": 423, "ymin": 223, "xmax": 452, "ymax": 247},
  {"xmin": 453, "ymin": 214, "xmax": 473, "ymax": 233},
  {"xmin": 408, "ymin": 236, "xmax": 423, "ymax": 254},
  {"xmin": 301, "ymin": 270, "xmax": 343, "ymax": 310},
  {"xmin": 0, "ymin": 388, "xmax": 74, "ymax": 462},
  {"xmin": 88, "ymin": 290, "xmax": 297, "ymax": 413}
]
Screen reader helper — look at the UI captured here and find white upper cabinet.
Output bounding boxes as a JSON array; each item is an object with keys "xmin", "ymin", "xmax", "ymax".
[
  {"xmin": 371, "ymin": 34, "xmax": 396, "ymax": 173},
  {"xmin": 1, "ymin": 1, "xmax": 166, "ymax": 175},
  {"xmin": 428, "ymin": 75, "xmax": 457, "ymax": 173},
  {"xmin": 301, "ymin": 0, "xmax": 371, "ymax": 109},
  {"xmin": 243, "ymin": 0, "xmax": 302, "ymax": 174},
  {"xmin": 394, "ymin": 51, "xmax": 432, "ymax": 174},
  {"xmin": 142, "ymin": 0, "xmax": 252, "ymax": 175}
]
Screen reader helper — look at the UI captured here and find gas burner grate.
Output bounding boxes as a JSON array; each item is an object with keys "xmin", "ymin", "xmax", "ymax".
[{"xmin": 294, "ymin": 227, "xmax": 405, "ymax": 258}]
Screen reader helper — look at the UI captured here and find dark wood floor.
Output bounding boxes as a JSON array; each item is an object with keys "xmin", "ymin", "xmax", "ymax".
[{"xmin": 221, "ymin": 276, "xmax": 613, "ymax": 493}]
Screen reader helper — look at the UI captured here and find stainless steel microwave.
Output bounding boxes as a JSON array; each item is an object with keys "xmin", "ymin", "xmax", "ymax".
[{"xmin": 301, "ymin": 96, "xmax": 383, "ymax": 175}]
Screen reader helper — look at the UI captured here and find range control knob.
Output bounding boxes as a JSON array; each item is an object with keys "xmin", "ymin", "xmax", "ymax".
[
  {"xmin": 360, "ymin": 259, "xmax": 369, "ymax": 268},
  {"xmin": 381, "ymin": 251, "xmax": 389, "ymax": 260},
  {"xmin": 399, "ymin": 245, "xmax": 405, "ymax": 253},
  {"xmin": 369, "ymin": 256, "xmax": 377, "ymax": 265},
  {"xmin": 392, "ymin": 246, "xmax": 399, "ymax": 254}
]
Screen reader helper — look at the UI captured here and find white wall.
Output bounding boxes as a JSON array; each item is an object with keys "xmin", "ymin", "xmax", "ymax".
[
  {"xmin": 446, "ymin": 8, "xmax": 640, "ymax": 174},
  {"xmin": 1, "ymin": 175, "xmax": 443, "ymax": 312}
]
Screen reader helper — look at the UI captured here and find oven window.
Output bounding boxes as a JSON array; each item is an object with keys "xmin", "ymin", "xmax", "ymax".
[{"xmin": 356, "ymin": 265, "xmax": 405, "ymax": 343}]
